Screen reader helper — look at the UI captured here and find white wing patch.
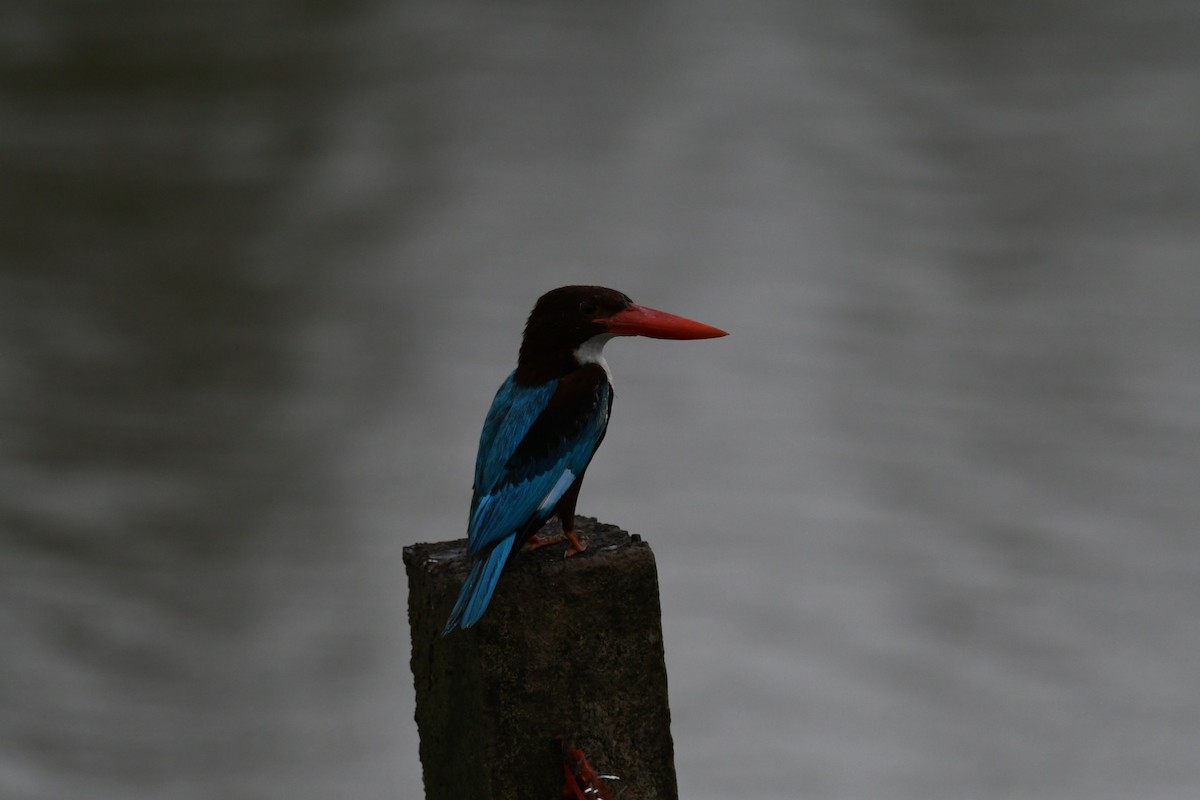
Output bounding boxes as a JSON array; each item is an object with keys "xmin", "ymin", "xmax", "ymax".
[{"xmin": 537, "ymin": 469, "xmax": 577, "ymax": 513}]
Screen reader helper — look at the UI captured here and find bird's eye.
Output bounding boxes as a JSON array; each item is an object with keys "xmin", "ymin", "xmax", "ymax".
[{"xmin": 578, "ymin": 300, "xmax": 597, "ymax": 315}]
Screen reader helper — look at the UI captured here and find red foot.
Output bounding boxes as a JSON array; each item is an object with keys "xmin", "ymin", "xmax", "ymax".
[
  {"xmin": 526, "ymin": 529, "xmax": 588, "ymax": 557},
  {"xmin": 564, "ymin": 529, "xmax": 588, "ymax": 558},
  {"xmin": 525, "ymin": 530, "xmax": 565, "ymax": 550}
]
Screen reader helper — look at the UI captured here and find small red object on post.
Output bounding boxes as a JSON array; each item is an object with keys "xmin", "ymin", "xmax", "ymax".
[{"xmin": 561, "ymin": 742, "xmax": 621, "ymax": 800}]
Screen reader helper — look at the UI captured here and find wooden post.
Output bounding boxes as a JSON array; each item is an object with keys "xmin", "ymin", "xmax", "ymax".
[{"xmin": 405, "ymin": 517, "xmax": 678, "ymax": 800}]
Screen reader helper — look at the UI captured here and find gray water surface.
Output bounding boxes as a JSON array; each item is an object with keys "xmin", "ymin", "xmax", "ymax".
[{"xmin": 3, "ymin": 3, "xmax": 1199, "ymax": 799}]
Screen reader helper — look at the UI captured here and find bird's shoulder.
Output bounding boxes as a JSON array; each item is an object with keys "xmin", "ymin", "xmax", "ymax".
[
  {"xmin": 506, "ymin": 364, "xmax": 611, "ymax": 472},
  {"xmin": 473, "ymin": 372, "xmax": 555, "ymax": 488},
  {"xmin": 472, "ymin": 365, "xmax": 610, "ymax": 494}
]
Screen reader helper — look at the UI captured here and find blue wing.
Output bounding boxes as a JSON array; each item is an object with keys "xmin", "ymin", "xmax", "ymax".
[
  {"xmin": 467, "ymin": 373, "xmax": 559, "ymax": 549},
  {"xmin": 443, "ymin": 369, "xmax": 612, "ymax": 634}
]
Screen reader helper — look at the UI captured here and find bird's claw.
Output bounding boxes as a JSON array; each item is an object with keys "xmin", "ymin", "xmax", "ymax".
[
  {"xmin": 525, "ymin": 529, "xmax": 588, "ymax": 557},
  {"xmin": 525, "ymin": 530, "xmax": 565, "ymax": 551},
  {"xmin": 563, "ymin": 530, "xmax": 588, "ymax": 558}
]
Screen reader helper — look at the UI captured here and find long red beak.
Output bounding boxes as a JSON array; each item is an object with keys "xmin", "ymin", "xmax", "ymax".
[{"xmin": 604, "ymin": 304, "xmax": 728, "ymax": 340}]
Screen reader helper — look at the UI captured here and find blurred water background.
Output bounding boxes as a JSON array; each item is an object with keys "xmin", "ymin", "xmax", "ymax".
[{"xmin": 3, "ymin": 2, "xmax": 1199, "ymax": 799}]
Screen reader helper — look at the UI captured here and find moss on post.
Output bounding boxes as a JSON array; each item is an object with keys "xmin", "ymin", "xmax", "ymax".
[{"xmin": 405, "ymin": 517, "xmax": 678, "ymax": 800}]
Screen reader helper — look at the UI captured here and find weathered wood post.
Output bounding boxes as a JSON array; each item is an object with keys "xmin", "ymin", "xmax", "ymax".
[{"xmin": 405, "ymin": 516, "xmax": 678, "ymax": 800}]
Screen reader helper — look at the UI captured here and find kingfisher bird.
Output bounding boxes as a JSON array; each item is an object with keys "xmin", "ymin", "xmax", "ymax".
[{"xmin": 442, "ymin": 285, "xmax": 727, "ymax": 635}]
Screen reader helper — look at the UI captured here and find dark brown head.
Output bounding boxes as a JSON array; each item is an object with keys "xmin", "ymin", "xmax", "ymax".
[{"xmin": 514, "ymin": 285, "xmax": 726, "ymax": 384}]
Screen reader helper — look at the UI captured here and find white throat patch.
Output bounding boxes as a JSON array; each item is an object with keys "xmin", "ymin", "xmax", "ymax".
[{"xmin": 574, "ymin": 333, "xmax": 615, "ymax": 384}]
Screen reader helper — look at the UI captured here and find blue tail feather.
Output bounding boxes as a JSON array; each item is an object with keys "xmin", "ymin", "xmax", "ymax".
[{"xmin": 441, "ymin": 535, "xmax": 516, "ymax": 636}]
